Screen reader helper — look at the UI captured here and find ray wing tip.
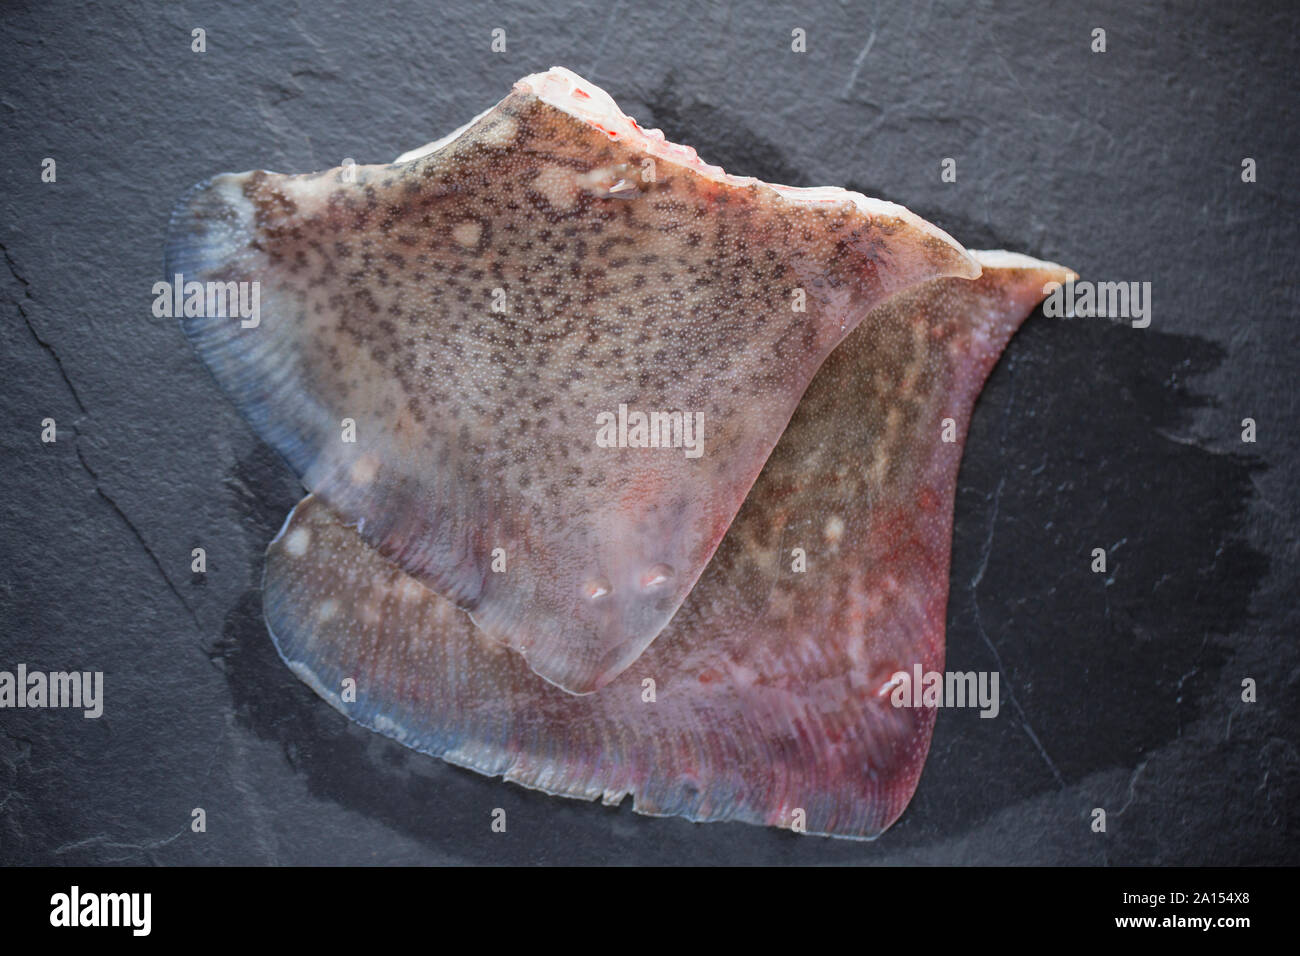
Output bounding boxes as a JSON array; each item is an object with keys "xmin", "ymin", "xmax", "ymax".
[{"xmin": 968, "ymin": 248, "xmax": 1079, "ymax": 284}]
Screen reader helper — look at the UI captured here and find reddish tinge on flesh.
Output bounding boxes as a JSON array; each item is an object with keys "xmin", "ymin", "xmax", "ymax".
[
  {"xmin": 170, "ymin": 66, "xmax": 1075, "ymax": 839},
  {"xmin": 262, "ymin": 253, "xmax": 1074, "ymax": 840},
  {"xmin": 167, "ymin": 67, "xmax": 977, "ymax": 695}
]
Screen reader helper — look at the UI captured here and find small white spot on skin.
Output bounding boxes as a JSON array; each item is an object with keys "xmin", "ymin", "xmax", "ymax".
[
  {"xmin": 585, "ymin": 577, "xmax": 611, "ymax": 600},
  {"xmin": 641, "ymin": 564, "xmax": 673, "ymax": 589},
  {"xmin": 726, "ymin": 661, "xmax": 759, "ymax": 687},
  {"xmin": 823, "ymin": 516, "xmax": 845, "ymax": 543},
  {"xmin": 578, "ymin": 165, "xmax": 639, "ymax": 198},
  {"xmin": 318, "ymin": 599, "xmax": 338, "ymax": 622},
  {"xmin": 481, "ymin": 115, "xmax": 518, "ymax": 146},
  {"xmin": 532, "ymin": 167, "xmax": 578, "ymax": 210},
  {"xmin": 350, "ymin": 454, "xmax": 378, "ymax": 485},
  {"xmin": 877, "ymin": 674, "xmax": 904, "ymax": 698},
  {"xmin": 452, "ymin": 221, "xmax": 482, "ymax": 248},
  {"xmin": 287, "ymin": 528, "xmax": 311, "ymax": 556}
]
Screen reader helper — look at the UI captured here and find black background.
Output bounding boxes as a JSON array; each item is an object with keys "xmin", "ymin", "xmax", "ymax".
[{"xmin": 1, "ymin": 0, "xmax": 1296, "ymax": 864}]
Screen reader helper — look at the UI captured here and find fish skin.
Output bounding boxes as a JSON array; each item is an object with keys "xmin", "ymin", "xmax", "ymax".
[
  {"xmin": 167, "ymin": 67, "xmax": 978, "ymax": 695},
  {"xmin": 261, "ymin": 255, "xmax": 1075, "ymax": 840}
]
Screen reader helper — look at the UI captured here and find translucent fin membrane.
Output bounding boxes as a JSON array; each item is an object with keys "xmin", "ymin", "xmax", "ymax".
[
  {"xmin": 262, "ymin": 257, "xmax": 1073, "ymax": 839},
  {"xmin": 168, "ymin": 68, "xmax": 977, "ymax": 693}
]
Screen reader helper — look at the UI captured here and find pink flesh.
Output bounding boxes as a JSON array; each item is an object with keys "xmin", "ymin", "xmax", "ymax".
[
  {"xmin": 169, "ymin": 67, "xmax": 978, "ymax": 694},
  {"xmin": 262, "ymin": 256, "xmax": 1074, "ymax": 839}
]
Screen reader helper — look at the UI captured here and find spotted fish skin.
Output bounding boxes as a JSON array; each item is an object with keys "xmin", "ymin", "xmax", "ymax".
[
  {"xmin": 168, "ymin": 67, "xmax": 978, "ymax": 694},
  {"xmin": 263, "ymin": 254, "xmax": 1075, "ymax": 840}
]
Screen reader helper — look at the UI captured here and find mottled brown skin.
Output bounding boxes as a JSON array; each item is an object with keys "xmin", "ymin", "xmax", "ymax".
[
  {"xmin": 169, "ymin": 81, "xmax": 975, "ymax": 694},
  {"xmin": 262, "ymin": 260, "xmax": 1072, "ymax": 839}
]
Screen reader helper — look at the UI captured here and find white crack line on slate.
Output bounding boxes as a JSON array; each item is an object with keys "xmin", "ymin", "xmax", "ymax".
[
  {"xmin": 841, "ymin": 29, "xmax": 877, "ymax": 97},
  {"xmin": 52, "ymin": 826, "xmax": 188, "ymax": 864},
  {"xmin": 968, "ymin": 359, "xmax": 1066, "ymax": 789},
  {"xmin": 47, "ymin": 718, "xmax": 231, "ymax": 864},
  {"xmin": 1114, "ymin": 759, "xmax": 1149, "ymax": 817},
  {"xmin": 1154, "ymin": 427, "xmax": 1232, "ymax": 458}
]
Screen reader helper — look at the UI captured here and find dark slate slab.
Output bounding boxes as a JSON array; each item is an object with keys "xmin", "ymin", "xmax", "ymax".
[{"xmin": 1, "ymin": 0, "xmax": 1295, "ymax": 864}]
